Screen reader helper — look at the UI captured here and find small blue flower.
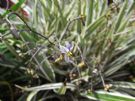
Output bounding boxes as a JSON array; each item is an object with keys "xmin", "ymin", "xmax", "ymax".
[{"xmin": 59, "ymin": 42, "xmax": 73, "ymax": 63}]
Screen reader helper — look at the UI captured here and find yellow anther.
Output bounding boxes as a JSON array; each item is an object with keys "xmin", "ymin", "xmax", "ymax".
[
  {"xmin": 78, "ymin": 61, "xmax": 86, "ymax": 68},
  {"xmin": 55, "ymin": 55, "xmax": 63, "ymax": 63},
  {"xmin": 67, "ymin": 51, "xmax": 73, "ymax": 57}
]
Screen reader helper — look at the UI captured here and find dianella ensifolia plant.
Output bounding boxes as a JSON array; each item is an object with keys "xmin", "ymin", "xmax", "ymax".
[{"xmin": 1, "ymin": 0, "xmax": 135, "ymax": 101}]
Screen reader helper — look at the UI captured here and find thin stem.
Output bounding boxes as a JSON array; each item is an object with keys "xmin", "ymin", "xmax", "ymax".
[
  {"xmin": 59, "ymin": 16, "xmax": 85, "ymax": 41},
  {"xmin": 7, "ymin": 12, "xmax": 55, "ymax": 45}
]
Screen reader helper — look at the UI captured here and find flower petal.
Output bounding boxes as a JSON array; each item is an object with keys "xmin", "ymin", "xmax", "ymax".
[
  {"xmin": 64, "ymin": 55, "xmax": 73, "ymax": 63},
  {"xmin": 65, "ymin": 42, "xmax": 73, "ymax": 51},
  {"xmin": 59, "ymin": 45, "xmax": 69, "ymax": 53}
]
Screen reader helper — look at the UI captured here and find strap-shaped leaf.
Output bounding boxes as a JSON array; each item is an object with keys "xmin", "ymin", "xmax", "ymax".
[
  {"xmin": 87, "ymin": 90, "xmax": 135, "ymax": 101},
  {"xmin": 84, "ymin": 16, "xmax": 106, "ymax": 38},
  {"xmin": 114, "ymin": 1, "xmax": 127, "ymax": 33},
  {"xmin": 86, "ymin": 0, "xmax": 93, "ymax": 26}
]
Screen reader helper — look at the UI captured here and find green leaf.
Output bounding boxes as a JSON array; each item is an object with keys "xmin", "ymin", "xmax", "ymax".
[
  {"xmin": 86, "ymin": 0, "xmax": 94, "ymax": 26},
  {"xmin": 88, "ymin": 91, "xmax": 135, "ymax": 101},
  {"xmin": 84, "ymin": 16, "xmax": 106, "ymax": 38},
  {"xmin": 32, "ymin": 0, "xmax": 38, "ymax": 28},
  {"xmin": 3, "ymin": 40, "xmax": 20, "ymax": 60},
  {"xmin": 99, "ymin": 0, "xmax": 107, "ymax": 16},
  {"xmin": 112, "ymin": 81, "xmax": 135, "ymax": 89},
  {"xmin": 3, "ymin": 0, "xmax": 26, "ymax": 16},
  {"xmin": 114, "ymin": 1, "xmax": 127, "ymax": 33},
  {"xmin": 15, "ymin": 83, "xmax": 76, "ymax": 91},
  {"xmin": 26, "ymin": 90, "xmax": 39, "ymax": 101},
  {"xmin": 77, "ymin": 0, "xmax": 81, "ymax": 33},
  {"xmin": 42, "ymin": 57, "xmax": 55, "ymax": 82},
  {"xmin": 54, "ymin": 85, "xmax": 67, "ymax": 95},
  {"xmin": 10, "ymin": 0, "xmax": 26, "ymax": 11}
]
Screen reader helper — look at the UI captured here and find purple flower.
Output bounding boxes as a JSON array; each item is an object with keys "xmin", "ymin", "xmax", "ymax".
[{"xmin": 59, "ymin": 42, "xmax": 73, "ymax": 63}]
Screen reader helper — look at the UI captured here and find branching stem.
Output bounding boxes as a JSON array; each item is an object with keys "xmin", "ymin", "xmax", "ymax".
[{"xmin": 59, "ymin": 15, "xmax": 85, "ymax": 41}]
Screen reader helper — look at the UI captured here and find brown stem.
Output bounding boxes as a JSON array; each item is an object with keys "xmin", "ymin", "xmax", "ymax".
[{"xmin": 7, "ymin": 12, "xmax": 55, "ymax": 45}]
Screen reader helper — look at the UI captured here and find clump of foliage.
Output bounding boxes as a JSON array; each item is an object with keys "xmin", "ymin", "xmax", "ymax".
[{"xmin": 0, "ymin": 0, "xmax": 135, "ymax": 101}]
